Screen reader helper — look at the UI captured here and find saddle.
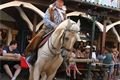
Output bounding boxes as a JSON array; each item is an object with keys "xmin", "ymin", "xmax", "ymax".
[
  {"xmin": 25, "ymin": 28, "xmax": 53, "ymax": 56},
  {"xmin": 38, "ymin": 30, "xmax": 53, "ymax": 48},
  {"xmin": 25, "ymin": 29, "xmax": 53, "ymax": 65}
]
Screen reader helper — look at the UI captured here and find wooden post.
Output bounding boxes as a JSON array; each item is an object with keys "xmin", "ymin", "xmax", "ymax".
[
  {"xmin": 87, "ymin": 16, "xmax": 96, "ymax": 80},
  {"xmin": 101, "ymin": 20, "xmax": 107, "ymax": 53},
  {"xmin": 101, "ymin": 18, "xmax": 114, "ymax": 53},
  {"xmin": 90, "ymin": 16, "xmax": 96, "ymax": 58},
  {"xmin": 32, "ymin": 14, "xmax": 37, "ymax": 38}
]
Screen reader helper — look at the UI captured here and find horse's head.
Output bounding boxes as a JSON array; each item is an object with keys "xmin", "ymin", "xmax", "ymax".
[
  {"xmin": 62, "ymin": 19, "xmax": 81, "ymax": 51},
  {"xmin": 52, "ymin": 19, "xmax": 81, "ymax": 52}
]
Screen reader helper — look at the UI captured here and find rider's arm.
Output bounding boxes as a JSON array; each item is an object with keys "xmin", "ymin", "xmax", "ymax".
[{"xmin": 43, "ymin": 9, "xmax": 57, "ymax": 29}]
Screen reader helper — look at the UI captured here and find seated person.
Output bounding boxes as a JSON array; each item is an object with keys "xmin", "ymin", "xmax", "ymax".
[
  {"xmin": 75, "ymin": 48, "xmax": 85, "ymax": 58},
  {"xmin": 2, "ymin": 40, "xmax": 21, "ymax": 80},
  {"xmin": 83, "ymin": 45, "xmax": 91, "ymax": 59},
  {"xmin": 66, "ymin": 51, "xmax": 81, "ymax": 80}
]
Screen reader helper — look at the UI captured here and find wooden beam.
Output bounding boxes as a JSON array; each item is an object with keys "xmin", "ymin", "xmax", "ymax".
[{"xmin": 101, "ymin": 20, "xmax": 107, "ymax": 53}]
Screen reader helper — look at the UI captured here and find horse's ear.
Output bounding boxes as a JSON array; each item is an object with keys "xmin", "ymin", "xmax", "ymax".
[
  {"xmin": 77, "ymin": 19, "xmax": 81, "ymax": 26},
  {"xmin": 67, "ymin": 19, "xmax": 72, "ymax": 29},
  {"xmin": 77, "ymin": 19, "xmax": 81, "ymax": 31},
  {"xmin": 76, "ymin": 32, "xmax": 81, "ymax": 41}
]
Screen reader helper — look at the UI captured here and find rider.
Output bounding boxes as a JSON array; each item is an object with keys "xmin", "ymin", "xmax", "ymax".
[
  {"xmin": 43, "ymin": 0, "xmax": 67, "ymax": 32},
  {"xmin": 25, "ymin": 0, "xmax": 67, "ymax": 63},
  {"xmin": 25, "ymin": 0, "xmax": 67, "ymax": 55}
]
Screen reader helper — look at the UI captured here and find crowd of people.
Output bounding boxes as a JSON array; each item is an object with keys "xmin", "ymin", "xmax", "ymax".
[{"xmin": 64, "ymin": 41, "xmax": 120, "ymax": 80}]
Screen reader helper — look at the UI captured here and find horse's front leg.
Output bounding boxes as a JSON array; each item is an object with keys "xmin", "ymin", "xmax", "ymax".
[
  {"xmin": 33, "ymin": 58, "xmax": 45, "ymax": 80},
  {"xmin": 40, "ymin": 72, "xmax": 47, "ymax": 80},
  {"xmin": 47, "ymin": 70, "xmax": 57, "ymax": 80},
  {"xmin": 47, "ymin": 55, "xmax": 63, "ymax": 80},
  {"xmin": 29, "ymin": 65, "xmax": 34, "ymax": 80}
]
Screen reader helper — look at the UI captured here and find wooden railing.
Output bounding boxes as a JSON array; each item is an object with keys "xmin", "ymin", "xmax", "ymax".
[
  {"xmin": 69, "ymin": 58, "xmax": 93, "ymax": 63},
  {"xmin": 0, "ymin": 56, "xmax": 20, "ymax": 61}
]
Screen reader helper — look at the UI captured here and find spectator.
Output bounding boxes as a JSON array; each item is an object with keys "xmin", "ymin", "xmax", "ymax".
[
  {"xmin": 75, "ymin": 45, "xmax": 85, "ymax": 58},
  {"xmin": 2, "ymin": 40, "xmax": 21, "ymax": 80},
  {"xmin": 66, "ymin": 51, "xmax": 81, "ymax": 80},
  {"xmin": 103, "ymin": 47, "xmax": 114, "ymax": 80},
  {"xmin": 83, "ymin": 45, "xmax": 91, "ymax": 58},
  {"xmin": 112, "ymin": 46, "xmax": 119, "ymax": 79}
]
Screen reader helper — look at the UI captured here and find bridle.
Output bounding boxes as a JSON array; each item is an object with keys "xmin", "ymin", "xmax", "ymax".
[{"xmin": 48, "ymin": 27, "xmax": 79, "ymax": 56}]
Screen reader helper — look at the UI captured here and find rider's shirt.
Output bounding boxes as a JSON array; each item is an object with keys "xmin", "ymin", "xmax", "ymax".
[{"xmin": 43, "ymin": 3, "xmax": 66, "ymax": 29}]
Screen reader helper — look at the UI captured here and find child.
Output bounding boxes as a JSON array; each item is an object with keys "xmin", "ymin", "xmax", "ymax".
[{"xmin": 66, "ymin": 51, "xmax": 82, "ymax": 80}]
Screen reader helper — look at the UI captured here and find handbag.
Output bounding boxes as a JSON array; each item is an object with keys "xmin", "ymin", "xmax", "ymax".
[{"xmin": 20, "ymin": 56, "xmax": 29, "ymax": 69}]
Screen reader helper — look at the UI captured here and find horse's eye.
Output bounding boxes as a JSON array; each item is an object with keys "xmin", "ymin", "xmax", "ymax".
[{"xmin": 65, "ymin": 37, "xmax": 69, "ymax": 41}]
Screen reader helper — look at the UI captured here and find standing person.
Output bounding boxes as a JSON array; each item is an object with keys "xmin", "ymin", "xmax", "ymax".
[
  {"xmin": 43, "ymin": 0, "xmax": 67, "ymax": 31},
  {"xmin": 103, "ymin": 47, "xmax": 114, "ymax": 80},
  {"xmin": 66, "ymin": 51, "xmax": 82, "ymax": 80},
  {"xmin": 2, "ymin": 40, "xmax": 21, "ymax": 80},
  {"xmin": 112, "ymin": 46, "xmax": 119, "ymax": 79}
]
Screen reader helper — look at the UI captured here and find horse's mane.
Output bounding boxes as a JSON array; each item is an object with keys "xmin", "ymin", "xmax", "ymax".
[
  {"xmin": 55, "ymin": 19, "xmax": 80, "ymax": 32},
  {"xmin": 51, "ymin": 19, "xmax": 80, "ymax": 49}
]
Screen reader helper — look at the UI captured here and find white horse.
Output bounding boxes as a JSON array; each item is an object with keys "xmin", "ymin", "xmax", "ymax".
[{"xmin": 29, "ymin": 19, "xmax": 81, "ymax": 80}]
